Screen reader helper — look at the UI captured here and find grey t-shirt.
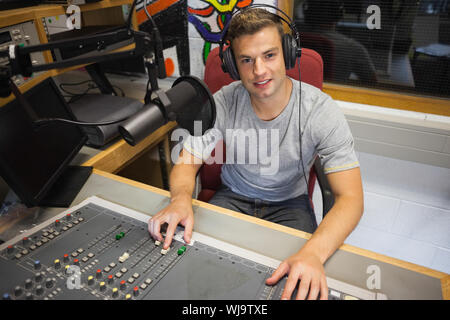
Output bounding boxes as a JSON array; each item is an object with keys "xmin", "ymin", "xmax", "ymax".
[{"xmin": 183, "ymin": 78, "xmax": 359, "ymax": 202}]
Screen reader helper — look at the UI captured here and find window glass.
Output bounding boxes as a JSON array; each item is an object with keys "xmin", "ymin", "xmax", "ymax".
[{"xmin": 294, "ymin": 0, "xmax": 450, "ymax": 99}]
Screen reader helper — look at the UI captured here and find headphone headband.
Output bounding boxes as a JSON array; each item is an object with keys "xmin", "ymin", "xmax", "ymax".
[{"xmin": 219, "ymin": 4, "xmax": 300, "ymax": 58}]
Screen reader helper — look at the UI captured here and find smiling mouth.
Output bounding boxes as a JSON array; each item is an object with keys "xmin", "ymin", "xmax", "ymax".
[{"xmin": 254, "ymin": 79, "xmax": 271, "ymax": 86}]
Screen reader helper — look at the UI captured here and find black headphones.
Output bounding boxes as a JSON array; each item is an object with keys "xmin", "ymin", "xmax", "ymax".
[{"xmin": 219, "ymin": 4, "xmax": 302, "ymax": 80}]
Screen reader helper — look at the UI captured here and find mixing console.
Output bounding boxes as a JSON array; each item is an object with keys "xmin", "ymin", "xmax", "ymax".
[{"xmin": 0, "ymin": 197, "xmax": 387, "ymax": 300}]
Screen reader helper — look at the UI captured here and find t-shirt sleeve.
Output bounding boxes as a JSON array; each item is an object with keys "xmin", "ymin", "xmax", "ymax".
[
  {"xmin": 182, "ymin": 88, "xmax": 227, "ymax": 161},
  {"xmin": 309, "ymin": 94, "xmax": 359, "ymax": 174}
]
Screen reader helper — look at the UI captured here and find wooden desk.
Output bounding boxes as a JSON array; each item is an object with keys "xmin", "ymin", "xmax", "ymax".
[
  {"xmin": 82, "ymin": 121, "xmax": 177, "ymax": 174},
  {"xmin": 2, "ymin": 169, "xmax": 447, "ymax": 300}
]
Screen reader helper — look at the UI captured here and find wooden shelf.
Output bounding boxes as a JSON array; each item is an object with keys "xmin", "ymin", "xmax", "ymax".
[
  {"xmin": 0, "ymin": 0, "xmax": 137, "ymax": 107},
  {"xmin": 1, "ymin": 1, "xmax": 133, "ymax": 28}
]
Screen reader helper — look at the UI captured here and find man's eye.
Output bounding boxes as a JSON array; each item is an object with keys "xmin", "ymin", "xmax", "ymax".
[
  {"xmin": 242, "ymin": 58, "xmax": 252, "ymax": 64},
  {"xmin": 266, "ymin": 53, "xmax": 275, "ymax": 59}
]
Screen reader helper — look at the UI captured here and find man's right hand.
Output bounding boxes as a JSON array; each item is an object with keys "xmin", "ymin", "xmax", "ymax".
[{"xmin": 148, "ymin": 196, "xmax": 194, "ymax": 250}]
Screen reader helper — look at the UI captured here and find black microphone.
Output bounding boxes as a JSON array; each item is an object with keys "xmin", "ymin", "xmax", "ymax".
[{"xmin": 119, "ymin": 76, "xmax": 216, "ymax": 146}]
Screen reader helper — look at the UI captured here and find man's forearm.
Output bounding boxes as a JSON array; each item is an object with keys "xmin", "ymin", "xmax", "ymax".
[
  {"xmin": 301, "ymin": 194, "xmax": 363, "ymax": 264},
  {"xmin": 169, "ymin": 163, "xmax": 198, "ymax": 203}
]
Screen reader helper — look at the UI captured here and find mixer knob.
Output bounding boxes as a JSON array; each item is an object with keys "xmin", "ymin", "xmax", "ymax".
[
  {"xmin": 54, "ymin": 259, "xmax": 61, "ymax": 269},
  {"xmin": 63, "ymin": 254, "xmax": 69, "ymax": 263},
  {"xmin": 6, "ymin": 245, "xmax": 14, "ymax": 254},
  {"xmin": 34, "ymin": 260, "xmax": 41, "ymax": 270},
  {"xmin": 24, "ymin": 279, "xmax": 33, "ymax": 289},
  {"xmin": 65, "ymin": 213, "xmax": 72, "ymax": 221},
  {"xmin": 107, "ymin": 275, "xmax": 114, "ymax": 284},
  {"xmin": 112, "ymin": 288, "xmax": 119, "ymax": 298},
  {"xmin": 35, "ymin": 272, "xmax": 43, "ymax": 282},
  {"xmin": 35, "ymin": 285, "xmax": 44, "ymax": 296},
  {"xmin": 96, "ymin": 269, "xmax": 102, "ymax": 279},
  {"xmin": 120, "ymin": 280, "xmax": 126, "ymax": 290},
  {"xmin": 45, "ymin": 278, "xmax": 54, "ymax": 289},
  {"xmin": 133, "ymin": 286, "xmax": 139, "ymax": 297},
  {"xmin": 14, "ymin": 286, "xmax": 23, "ymax": 297},
  {"xmin": 99, "ymin": 282, "xmax": 106, "ymax": 291},
  {"xmin": 87, "ymin": 275, "xmax": 94, "ymax": 286},
  {"xmin": 25, "ymin": 292, "xmax": 33, "ymax": 300}
]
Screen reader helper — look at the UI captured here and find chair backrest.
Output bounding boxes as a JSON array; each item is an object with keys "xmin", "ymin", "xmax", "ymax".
[{"xmin": 198, "ymin": 46, "xmax": 324, "ymax": 204}]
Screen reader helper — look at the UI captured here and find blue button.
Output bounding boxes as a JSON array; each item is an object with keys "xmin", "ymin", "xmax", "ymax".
[
  {"xmin": 3, "ymin": 293, "xmax": 11, "ymax": 300},
  {"xmin": 34, "ymin": 260, "xmax": 41, "ymax": 269}
]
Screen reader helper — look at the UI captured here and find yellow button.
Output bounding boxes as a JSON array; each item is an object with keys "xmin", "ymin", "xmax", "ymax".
[
  {"xmin": 112, "ymin": 288, "xmax": 118, "ymax": 293},
  {"xmin": 125, "ymin": 294, "xmax": 131, "ymax": 300},
  {"xmin": 88, "ymin": 275, "xmax": 93, "ymax": 281}
]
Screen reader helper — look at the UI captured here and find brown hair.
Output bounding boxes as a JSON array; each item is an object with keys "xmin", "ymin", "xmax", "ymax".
[{"xmin": 226, "ymin": 8, "xmax": 284, "ymax": 45}]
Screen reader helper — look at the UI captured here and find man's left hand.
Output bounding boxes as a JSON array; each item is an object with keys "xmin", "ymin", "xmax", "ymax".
[{"xmin": 265, "ymin": 249, "xmax": 328, "ymax": 300}]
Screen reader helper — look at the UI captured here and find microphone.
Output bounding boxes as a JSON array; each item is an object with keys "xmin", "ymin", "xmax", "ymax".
[{"xmin": 118, "ymin": 76, "xmax": 216, "ymax": 146}]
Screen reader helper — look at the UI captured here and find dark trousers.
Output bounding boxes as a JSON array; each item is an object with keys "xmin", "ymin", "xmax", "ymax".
[{"xmin": 209, "ymin": 185, "xmax": 318, "ymax": 233}]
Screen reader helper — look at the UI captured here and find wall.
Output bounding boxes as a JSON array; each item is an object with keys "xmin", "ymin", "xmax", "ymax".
[
  {"xmin": 339, "ymin": 100, "xmax": 450, "ymax": 169},
  {"xmin": 310, "ymin": 100, "xmax": 450, "ymax": 274}
]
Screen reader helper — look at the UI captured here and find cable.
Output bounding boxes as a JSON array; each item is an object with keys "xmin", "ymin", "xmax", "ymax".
[
  {"xmin": 297, "ymin": 58, "xmax": 309, "ymax": 201},
  {"xmin": 143, "ymin": 0, "xmax": 166, "ymax": 78},
  {"xmin": 58, "ymin": 81, "xmax": 125, "ymax": 105}
]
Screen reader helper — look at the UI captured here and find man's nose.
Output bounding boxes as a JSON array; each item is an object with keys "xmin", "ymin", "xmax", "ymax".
[{"xmin": 253, "ymin": 57, "xmax": 267, "ymax": 76}]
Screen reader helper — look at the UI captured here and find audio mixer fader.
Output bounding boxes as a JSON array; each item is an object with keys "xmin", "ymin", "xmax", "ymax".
[{"xmin": 0, "ymin": 197, "xmax": 387, "ymax": 300}]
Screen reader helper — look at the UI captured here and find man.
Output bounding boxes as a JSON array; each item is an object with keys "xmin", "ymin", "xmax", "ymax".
[{"xmin": 148, "ymin": 7, "xmax": 363, "ymax": 300}]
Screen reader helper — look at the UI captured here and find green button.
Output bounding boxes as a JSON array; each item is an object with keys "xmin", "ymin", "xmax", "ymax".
[
  {"xmin": 18, "ymin": 43, "xmax": 24, "ymax": 47},
  {"xmin": 115, "ymin": 234, "xmax": 122, "ymax": 240},
  {"xmin": 177, "ymin": 246, "xmax": 186, "ymax": 255},
  {"xmin": 120, "ymin": 232, "xmax": 125, "ymax": 237}
]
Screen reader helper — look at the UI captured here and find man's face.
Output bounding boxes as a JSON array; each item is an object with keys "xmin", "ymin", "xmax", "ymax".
[{"xmin": 232, "ymin": 25, "xmax": 288, "ymax": 104}]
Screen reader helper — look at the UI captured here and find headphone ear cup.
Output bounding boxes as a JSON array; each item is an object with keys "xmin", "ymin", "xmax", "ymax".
[
  {"xmin": 282, "ymin": 33, "xmax": 297, "ymax": 70},
  {"xmin": 222, "ymin": 47, "xmax": 240, "ymax": 80}
]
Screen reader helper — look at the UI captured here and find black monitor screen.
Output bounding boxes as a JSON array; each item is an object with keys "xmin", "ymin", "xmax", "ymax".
[{"xmin": 0, "ymin": 77, "xmax": 87, "ymax": 207}]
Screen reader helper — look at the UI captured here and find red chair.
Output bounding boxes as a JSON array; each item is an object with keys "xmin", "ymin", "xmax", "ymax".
[{"xmin": 198, "ymin": 46, "xmax": 334, "ymax": 216}]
